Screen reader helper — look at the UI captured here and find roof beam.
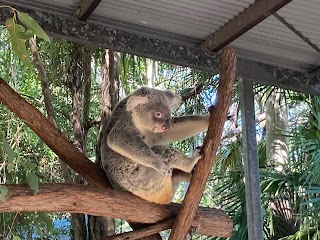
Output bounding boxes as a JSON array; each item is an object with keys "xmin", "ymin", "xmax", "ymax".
[
  {"xmin": 1, "ymin": 5, "xmax": 320, "ymax": 95},
  {"xmin": 273, "ymin": 13, "xmax": 320, "ymax": 54},
  {"xmin": 77, "ymin": 0, "xmax": 102, "ymax": 21},
  {"xmin": 200, "ymin": 0, "xmax": 292, "ymax": 51}
]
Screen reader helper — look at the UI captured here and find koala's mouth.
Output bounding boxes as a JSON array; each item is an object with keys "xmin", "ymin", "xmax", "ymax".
[{"xmin": 153, "ymin": 125, "xmax": 169, "ymax": 133}]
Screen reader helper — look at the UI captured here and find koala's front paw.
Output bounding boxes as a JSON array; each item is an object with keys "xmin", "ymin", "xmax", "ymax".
[
  {"xmin": 192, "ymin": 147, "xmax": 202, "ymax": 161},
  {"xmin": 153, "ymin": 159, "xmax": 172, "ymax": 175},
  {"xmin": 188, "ymin": 148, "xmax": 202, "ymax": 171}
]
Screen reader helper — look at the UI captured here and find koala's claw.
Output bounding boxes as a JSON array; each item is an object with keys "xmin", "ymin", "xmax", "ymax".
[{"xmin": 192, "ymin": 148, "xmax": 202, "ymax": 160}]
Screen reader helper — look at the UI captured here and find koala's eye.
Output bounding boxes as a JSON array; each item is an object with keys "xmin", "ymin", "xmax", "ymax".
[{"xmin": 155, "ymin": 112, "xmax": 162, "ymax": 118}]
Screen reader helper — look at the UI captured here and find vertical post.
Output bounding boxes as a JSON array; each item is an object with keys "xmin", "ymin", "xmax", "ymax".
[{"xmin": 238, "ymin": 79, "xmax": 263, "ymax": 240}]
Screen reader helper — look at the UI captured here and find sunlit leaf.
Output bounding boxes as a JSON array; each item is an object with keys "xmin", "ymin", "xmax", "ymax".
[
  {"xmin": 5, "ymin": 18, "xmax": 32, "ymax": 68},
  {"xmin": 0, "ymin": 186, "xmax": 8, "ymax": 201},
  {"xmin": 17, "ymin": 11, "xmax": 50, "ymax": 41},
  {"xmin": 26, "ymin": 171, "xmax": 39, "ymax": 192}
]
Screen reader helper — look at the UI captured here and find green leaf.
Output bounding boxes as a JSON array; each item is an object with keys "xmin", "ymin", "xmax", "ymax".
[
  {"xmin": 39, "ymin": 212, "xmax": 53, "ymax": 230},
  {"xmin": 17, "ymin": 11, "xmax": 50, "ymax": 41},
  {"xmin": 12, "ymin": 235, "xmax": 21, "ymax": 240},
  {"xmin": 26, "ymin": 171, "xmax": 39, "ymax": 192},
  {"xmin": 35, "ymin": 225, "xmax": 42, "ymax": 236},
  {"xmin": 18, "ymin": 29, "xmax": 34, "ymax": 40},
  {"xmin": 23, "ymin": 162, "xmax": 37, "ymax": 170},
  {"xmin": 5, "ymin": 18, "xmax": 32, "ymax": 68},
  {"xmin": 0, "ymin": 186, "xmax": 8, "ymax": 201}
]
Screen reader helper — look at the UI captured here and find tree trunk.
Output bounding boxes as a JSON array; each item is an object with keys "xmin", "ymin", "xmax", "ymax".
[
  {"xmin": 266, "ymin": 90, "xmax": 289, "ymax": 172},
  {"xmin": 69, "ymin": 43, "xmax": 88, "ymax": 240},
  {"xmin": 90, "ymin": 49, "xmax": 120, "ymax": 239},
  {"xmin": 146, "ymin": 59, "xmax": 157, "ymax": 87},
  {"xmin": 265, "ymin": 89, "xmax": 297, "ymax": 238},
  {"xmin": 29, "ymin": 36, "xmax": 72, "ymax": 183}
]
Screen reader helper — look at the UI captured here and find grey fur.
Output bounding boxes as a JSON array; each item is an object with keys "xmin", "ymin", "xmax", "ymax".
[{"xmin": 100, "ymin": 87, "xmax": 209, "ymax": 204}]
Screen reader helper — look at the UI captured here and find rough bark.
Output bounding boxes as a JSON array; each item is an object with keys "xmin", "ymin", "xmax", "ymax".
[
  {"xmin": 169, "ymin": 47, "xmax": 236, "ymax": 239},
  {"xmin": 83, "ymin": 46, "xmax": 93, "ymax": 148},
  {"xmin": 0, "ymin": 184, "xmax": 232, "ymax": 237},
  {"xmin": 28, "ymin": 36, "xmax": 72, "ymax": 183},
  {"xmin": 91, "ymin": 49, "xmax": 119, "ymax": 239},
  {"xmin": 69, "ymin": 43, "xmax": 88, "ymax": 240},
  {"xmin": 105, "ymin": 219, "xmax": 175, "ymax": 240}
]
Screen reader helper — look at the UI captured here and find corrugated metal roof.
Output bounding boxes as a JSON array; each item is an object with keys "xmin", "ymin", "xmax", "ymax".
[
  {"xmin": 3, "ymin": 0, "xmax": 320, "ymax": 72},
  {"xmin": 93, "ymin": 0, "xmax": 254, "ymax": 39}
]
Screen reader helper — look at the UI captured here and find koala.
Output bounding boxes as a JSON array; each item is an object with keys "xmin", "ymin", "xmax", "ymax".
[{"xmin": 100, "ymin": 87, "xmax": 209, "ymax": 204}]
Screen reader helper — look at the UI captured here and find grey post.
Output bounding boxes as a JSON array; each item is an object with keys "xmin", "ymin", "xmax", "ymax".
[{"xmin": 239, "ymin": 78, "xmax": 263, "ymax": 240}]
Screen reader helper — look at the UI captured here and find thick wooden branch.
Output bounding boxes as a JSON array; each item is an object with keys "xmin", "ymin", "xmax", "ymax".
[
  {"xmin": 0, "ymin": 184, "xmax": 232, "ymax": 237},
  {"xmin": 105, "ymin": 219, "xmax": 175, "ymax": 240},
  {"xmin": 169, "ymin": 48, "xmax": 236, "ymax": 239},
  {"xmin": 0, "ymin": 78, "xmax": 110, "ymax": 188}
]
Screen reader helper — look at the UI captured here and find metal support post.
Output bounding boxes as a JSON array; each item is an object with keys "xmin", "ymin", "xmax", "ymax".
[{"xmin": 239, "ymin": 78, "xmax": 263, "ymax": 240}]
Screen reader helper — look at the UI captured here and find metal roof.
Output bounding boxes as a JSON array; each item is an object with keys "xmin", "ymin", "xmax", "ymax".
[{"xmin": 3, "ymin": 0, "xmax": 320, "ymax": 73}]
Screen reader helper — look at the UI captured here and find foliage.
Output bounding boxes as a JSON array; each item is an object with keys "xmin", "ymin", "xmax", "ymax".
[
  {"xmin": 1, "ymin": 5, "xmax": 49, "ymax": 68},
  {"xmin": 0, "ymin": 9, "xmax": 319, "ymax": 239}
]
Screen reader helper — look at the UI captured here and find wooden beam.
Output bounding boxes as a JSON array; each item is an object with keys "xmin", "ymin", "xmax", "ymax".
[
  {"xmin": 273, "ymin": 13, "xmax": 320, "ymax": 54},
  {"xmin": 200, "ymin": 0, "xmax": 292, "ymax": 51},
  {"xmin": 78, "ymin": 0, "xmax": 102, "ymax": 21},
  {"xmin": 0, "ymin": 78, "xmax": 111, "ymax": 188},
  {"xmin": 0, "ymin": 184, "xmax": 233, "ymax": 237},
  {"xmin": 169, "ymin": 48, "xmax": 236, "ymax": 239}
]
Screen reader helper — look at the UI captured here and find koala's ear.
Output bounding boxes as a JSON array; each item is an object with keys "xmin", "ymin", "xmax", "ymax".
[
  {"xmin": 126, "ymin": 95, "xmax": 149, "ymax": 111},
  {"xmin": 164, "ymin": 91, "xmax": 182, "ymax": 107},
  {"xmin": 170, "ymin": 94, "xmax": 182, "ymax": 107}
]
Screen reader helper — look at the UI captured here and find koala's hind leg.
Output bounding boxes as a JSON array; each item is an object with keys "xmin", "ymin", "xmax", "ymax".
[
  {"xmin": 151, "ymin": 145, "xmax": 201, "ymax": 173},
  {"xmin": 171, "ymin": 169, "xmax": 192, "ymax": 193}
]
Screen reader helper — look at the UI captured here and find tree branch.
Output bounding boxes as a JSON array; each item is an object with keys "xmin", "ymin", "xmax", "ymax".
[
  {"xmin": 0, "ymin": 78, "xmax": 110, "ymax": 188},
  {"xmin": 181, "ymin": 83, "xmax": 204, "ymax": 102},
  {"xmin": 169, "ymin": 47, "xmax": 236, "ymax": 239},
  {"xmin": 0, "ymin": 184, "xmax": 232, "ymax": 237},
  {"xmin": 29, "ymin": 36, "xmax": 73, "ymax": 183},
  {"xmin": 104, "ymin": 219, "xmax": 175, "ymax": 240}
]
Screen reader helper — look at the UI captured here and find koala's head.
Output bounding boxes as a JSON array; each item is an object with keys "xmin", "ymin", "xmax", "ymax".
[{"xmin": 126, "ymin": 87, "xmax": 181, "ymax": 133}]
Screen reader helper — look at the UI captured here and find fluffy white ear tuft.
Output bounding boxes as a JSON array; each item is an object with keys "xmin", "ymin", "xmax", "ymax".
[
  {"xmin": 169, "ymin": 94, "xmax": 182, "ymax": 107},
  {"xmin": 126, "ymin": 95, "xmax": 149, "ymax": 111}
]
